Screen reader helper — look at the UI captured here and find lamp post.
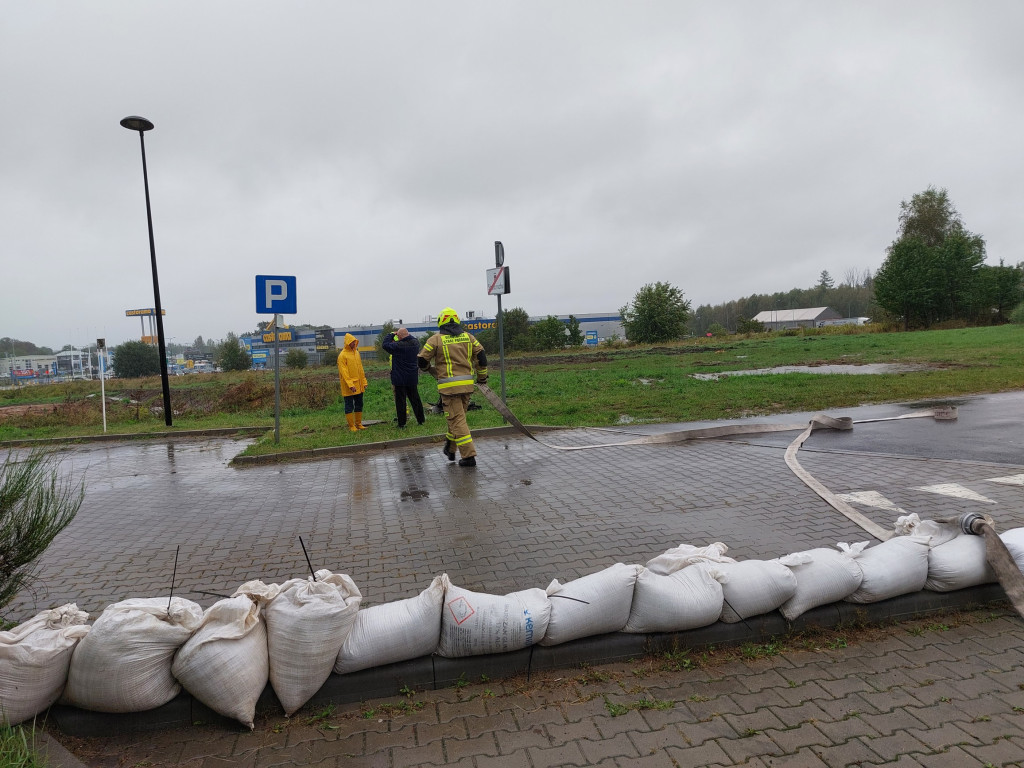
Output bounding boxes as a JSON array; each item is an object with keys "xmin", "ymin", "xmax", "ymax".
[{"xmin": 120, "ymin": 115, "xmax": 172, "ymax": 426}]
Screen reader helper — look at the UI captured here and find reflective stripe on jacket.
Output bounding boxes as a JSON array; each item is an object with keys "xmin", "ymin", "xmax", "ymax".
[{"xmin": 418, "ymin": 330, "xmax": 484, "ymax": 395}]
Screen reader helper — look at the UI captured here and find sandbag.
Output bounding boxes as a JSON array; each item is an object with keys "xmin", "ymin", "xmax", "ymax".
[
  {"xmin": 437, "ymin": 576, "xmax": 550, "ymax": 657},
  {"xmin": 894, "ymin": 513, "xmax": 959, "ymax": 547},
  {"xmin": 0, "ymin": 604, "xmax": 90, "ymax": 725},
  {"xmin": 776, "ymin": 548, "xmax": 864, "ymax": 621},
  {"xmin": 62, "ymin": 597, "xmax": 202, "ymax": 713},
  {"xmin": 924, "ymin": 534, "xmax": 997, "ymax": 592},
  {"xmin": 335, "ymin": 575, "xmax": 445, "ymax": 674},
  {"xmin": 172, "ymin": 585, "xmax": 276, "ymax": 729},
  {"xmin": 264, "ymin": 569, "xmax": 361, "ymax": 716},
  {"xmin": 999, "ymin": 527, "xmax": 1024, "ymax": 573},
  {"xmin": 646, "ymin": 542, "xmax": 733, "ymax": 575},
  {"xmin": 843, "ymin": 535, "xmax": 930, "ymax": 603},
  {"xmin": 623, "ymin": 565, "xmax": 723, "ymax": 633},
  {"xmin": 540, "ymin": 564, "xmax": 640, "ymax": 646},
  {"xmin": 709, "ymin": 560, "xmax": 798, "ymax": 623}
]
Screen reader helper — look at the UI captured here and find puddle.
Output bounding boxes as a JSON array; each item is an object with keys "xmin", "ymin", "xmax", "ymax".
[
  {"xmin": 691, "ymin": 363, "xmax": 928, "ymax": 381},
  {"xmin": 400, "ymin": 489, "xmax": 429, "ymax": 501}
]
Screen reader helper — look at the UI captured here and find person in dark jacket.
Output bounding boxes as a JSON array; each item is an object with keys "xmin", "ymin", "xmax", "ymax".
[{"xmin": 382, "ymin": 327, "xmax": 425, "ymax": 428}]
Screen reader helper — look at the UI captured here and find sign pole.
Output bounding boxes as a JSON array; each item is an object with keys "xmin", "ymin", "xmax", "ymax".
[
  {"xmin": 97, "ymin": 338, "xmax": 107, "ymax": 433},
  {"xmin": 494, "ymin": 242, "xmax": 507, "ymax": 407},
  {"xmin": 274, "ymin": 313, "xmax": 281, "ymax": 444}
]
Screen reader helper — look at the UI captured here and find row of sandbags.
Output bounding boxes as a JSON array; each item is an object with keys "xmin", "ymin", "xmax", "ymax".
[{"xmin": 3, "ymin": 518, "xmax": 1023, "ymax": 730}]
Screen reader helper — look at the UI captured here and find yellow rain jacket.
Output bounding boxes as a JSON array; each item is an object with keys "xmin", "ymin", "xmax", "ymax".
[{"xmin": 338, "ymin": 333, "xmax": 368, "ymax": 395}]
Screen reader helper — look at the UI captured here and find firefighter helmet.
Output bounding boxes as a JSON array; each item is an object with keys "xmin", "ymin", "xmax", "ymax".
[{"xmin": 437, "ymin": 307, "xmax": 460, "ymax": 327}]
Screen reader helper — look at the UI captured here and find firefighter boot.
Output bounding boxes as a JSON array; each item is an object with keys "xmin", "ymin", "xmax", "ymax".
[
  {"xmin": 442, "ymin": 440, "xmax": 456, "ymax": 461},
  {"xmin": 346, "ymin": 413, "xmax": 357, "ymax": 432},
  {"xmin": 458, "ymin": 456, "xmax": 477, "ymax": 467}
]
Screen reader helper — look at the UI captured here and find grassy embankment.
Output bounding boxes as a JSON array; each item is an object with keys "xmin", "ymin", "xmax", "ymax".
[{"xmin": 1, "ymin": 324, "xmax": 1021, "ymax": 458}]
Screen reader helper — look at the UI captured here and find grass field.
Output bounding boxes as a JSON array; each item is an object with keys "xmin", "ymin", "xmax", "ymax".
[{"xmin": 1, "ymin": 324, "xmax": 1022, "ymax": 457}]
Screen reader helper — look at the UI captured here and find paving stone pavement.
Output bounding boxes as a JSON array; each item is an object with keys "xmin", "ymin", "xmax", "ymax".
[
  {"xmin": 5, "ymin": 400, "xmax": 1024, "ymax": 767},
  {"xmin": 55, "ymin": 608, "xmax": 1024, "ymax": 767}
]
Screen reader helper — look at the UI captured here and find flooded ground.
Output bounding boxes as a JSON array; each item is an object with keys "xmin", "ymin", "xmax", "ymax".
[{"xmin": 691, "ymin": 363, "xmax": 929, "ymax": 380}]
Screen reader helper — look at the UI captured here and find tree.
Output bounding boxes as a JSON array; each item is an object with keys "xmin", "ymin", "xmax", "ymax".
[
  {"xmin": 875, "ymin": 187, "xmax": 987, "ymax": 328},
  {"xmin": 111, "ymin": 340, "xmax": 160, "ymax": 378},
  {"xmin": 323, "ymin": 347, "xmax": 341, "ymax": 367},
  {"xmin": 285, "ymin": 349, "xmax": 308, "ymax": 369},
  {"xmin": 874, "ymin": 237, "xmax": 941, "ymax": 329},
  {"xmin": 619, "ymin": 282, "xmax": 691, "ymax": 343},
  {"xmin": 501, "ymin": 307, "xmax": 532, "ymax": 352},
  {"xmin": 527, "ymin": 316, "xmax": 568, "ymax": 351},
  {"xmin": 816, "ymin": 270, "xmax": 835, "ymax": 290},
  {"xmin": 741, "ymin": 315, "xmax": 765, "ymax": 333},
  {"xmin": 897, "ymin": 186, "xmax": 964, "ymax": 247},
  {"xmin": 1, "ymin": 450, "xmax": 83, "ymax": 611},
  {"xmin": 984, "ymin": 261, "xmax": 1024, "ymax": 321},
  {"xmin": 375, "ymin": 322, "xmax": 396, "ymax": 362},
  {"xmin": 218, "ymin": 333, "xmax": 252, "ymax": 371},
  {"xmin": 566, "ymin": 315, "xmax": 584, "ymax": 347}
]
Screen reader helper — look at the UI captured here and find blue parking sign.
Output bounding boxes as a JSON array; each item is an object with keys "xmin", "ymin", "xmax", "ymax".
[{"xmin": 256, "ymin": 275, "xmax": 297, "ymax": 314}]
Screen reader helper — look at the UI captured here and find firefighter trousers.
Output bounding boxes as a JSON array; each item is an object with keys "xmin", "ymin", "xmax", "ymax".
[{"xmin": 441, "ymin": 392, "xmax": 476, "ymax": 459}]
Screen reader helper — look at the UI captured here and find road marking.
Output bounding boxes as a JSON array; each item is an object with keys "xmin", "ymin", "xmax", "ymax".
[
  {"xmin": 913, "ymin": 483, "xmax": 996, "ymax": 503},
  {"xmin": 837, "ymin": 491, "xmax": 907, "ymax": 513},
  {"xmin": 986, "ymin": 473, "xmax": 1024, "ymax": 486}
]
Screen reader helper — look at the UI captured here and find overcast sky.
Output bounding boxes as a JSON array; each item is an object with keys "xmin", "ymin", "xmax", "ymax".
[{"xmin": 3, "ymin": 1, "xmax": 1022, "ymax": 350}]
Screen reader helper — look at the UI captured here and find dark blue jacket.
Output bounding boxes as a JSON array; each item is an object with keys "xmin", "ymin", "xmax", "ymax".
[{"xmin": 381, "ymin": 334, "xmax": 421, "ymax": 387}]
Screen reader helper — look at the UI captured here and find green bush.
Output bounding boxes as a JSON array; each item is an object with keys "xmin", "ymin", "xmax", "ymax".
[
  {"xmin": 1, "ymin": 451, "xmax": 83, "ymax": 612},
  {"xmin": 1010, "ymin": 302, "xmax": 1024, "ymax": 324},
  {"xmin": 284, "ymin": 349, "xmax": 308, "ymax": 369}
]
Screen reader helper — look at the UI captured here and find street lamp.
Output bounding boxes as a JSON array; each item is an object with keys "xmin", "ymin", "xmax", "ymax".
[{"xmin": 120, "ymin": 115, "xmax": 172, "ymax": 426}]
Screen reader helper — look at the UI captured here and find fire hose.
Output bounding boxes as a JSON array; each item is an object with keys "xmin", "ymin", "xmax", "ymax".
[{"xmin": 476, "ymin": 384, "xmax": 1024, "ymax": 617}]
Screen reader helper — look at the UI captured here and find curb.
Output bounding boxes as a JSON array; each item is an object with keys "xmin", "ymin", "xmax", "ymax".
[
  {"xmin": 43, "ymin": 583, "xmax": 1007, "ymax": 737},
  {"xmin": 0, "ymin": 426, "xmax": 270, "ymax": 448},
  {"xmin": 36, "ymin": 732, "xmax": 89, "ymax": 768},
  {"xmin": 229, "ymin": 424, "xmax": 564, "ymax": 466}
]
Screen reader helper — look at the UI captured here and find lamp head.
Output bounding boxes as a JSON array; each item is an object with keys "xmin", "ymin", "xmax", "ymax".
[{"xmin": 120, "ymin": 116, "xmax": 154, "ymax": 132}]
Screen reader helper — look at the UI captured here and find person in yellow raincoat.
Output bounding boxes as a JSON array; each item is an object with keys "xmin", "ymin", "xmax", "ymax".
[{"xmin": 337, "ymin": 333, "xmax": 369, "ymax": 431}]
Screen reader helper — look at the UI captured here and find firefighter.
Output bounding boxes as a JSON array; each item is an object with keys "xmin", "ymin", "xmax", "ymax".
[{"xmin": 418, "ymin": 307, "xmax": 487, "ymax": 467}]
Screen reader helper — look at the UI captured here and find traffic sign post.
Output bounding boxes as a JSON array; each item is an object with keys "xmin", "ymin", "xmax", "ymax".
[
  {"xmin": 256, "ymin": 275, "xmax": 297, "ymax": 443},
  {"xmin": 97, "ymin": 338, "xmax": 107, "ymax": 432},
  {"xmin": 487, "ymin": 243, "xmax": 510, "ymax": 406}
]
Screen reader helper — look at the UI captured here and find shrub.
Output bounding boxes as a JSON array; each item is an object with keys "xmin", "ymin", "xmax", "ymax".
[
  {"xmin": 1, "ymin": 450, "xmax": 83, "ymax": 612},
  {"xmin": 1010, "ymin": 302, "xmax": 1024, "ymax": 325},
  {"xmin": 285, "ymin": 349, "xmax": 308, "ymax": 369}
]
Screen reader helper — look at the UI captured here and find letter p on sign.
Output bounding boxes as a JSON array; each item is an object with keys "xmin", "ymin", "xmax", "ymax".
[{"xmin": 255, "ymin": 275, "xmax": 297, "ymax": 314}]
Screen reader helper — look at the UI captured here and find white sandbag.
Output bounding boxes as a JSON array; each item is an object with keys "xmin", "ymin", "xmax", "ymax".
[
  {"xmin": 894, "ymin": 513, "xmax": 960, "ymax": 546},
  {"xmin": 335, "ymin": 575, "xmax": 445, "ymax": 674},
  {"xmin": 264, "ymin": 569, "xmax": 361, "ymax": 716},
  {"xmin": 776, "ymin": 548, "xmax": 864, "ymax": 621},
  {"xmin": 843, "ymin": 535, "xmax": 930, "ymax": 603},
  {"xmin": 646, "ymin": 542, "xmax": 733, "ymax": 575},
  {"xmin": 540, "ymin": 563, "xmax": 640, "ymax": 646},
  {"xmin": 623, "ymin": 566, "xmax": 723, "ymax": 633},
  {"xmin": 437, "ymin": 576, "xmax": 550, "ymax": 657},
  {"xmin": 710, "ymin": 560, "xmax": 798, "ymax": 623},
  {"xmin": 62, "ymin": 597, "xmax": 202, "ymax": 713},
  {"xmin": 0, "ymin": 604, "xmax": 90, "ymax": 725},
  {"xmin": 171, "ymin": 592, "xmax": 270, "ymax": 729},
  {"xmin": 924, "ymin": 534, "xmax": 997, "ymax": 592},
  {"xmin": 999, "ymin": 527, "xmax": 1024, "ymax": 573}
]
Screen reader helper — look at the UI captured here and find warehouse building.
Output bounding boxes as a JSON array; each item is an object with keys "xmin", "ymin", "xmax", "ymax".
[
  {"xmin": 752, "ymin": 307, "xmax": 843, "ymax": 331},
  {"xmin": 240, "ymin": 312, "xmax": 624, "ymax": 368}
]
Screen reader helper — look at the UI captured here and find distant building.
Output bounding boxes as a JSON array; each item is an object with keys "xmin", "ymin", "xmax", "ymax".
[
  {"xmin": 751, "ymin": 307, "xmax": 842, "ymax": 331},
  {"xmin": 239, "ymin": 312, "xmax": 625, "ymax": 367}
]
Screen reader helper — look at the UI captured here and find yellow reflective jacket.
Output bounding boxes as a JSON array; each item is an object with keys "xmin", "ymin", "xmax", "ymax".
[
  {"xmin": 418, "ymin": 328, "xmax": 486, "ymax": 395},
  {"xmin": 338, "ymin": 333, "xmax": 368, "ymax": 395}
]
